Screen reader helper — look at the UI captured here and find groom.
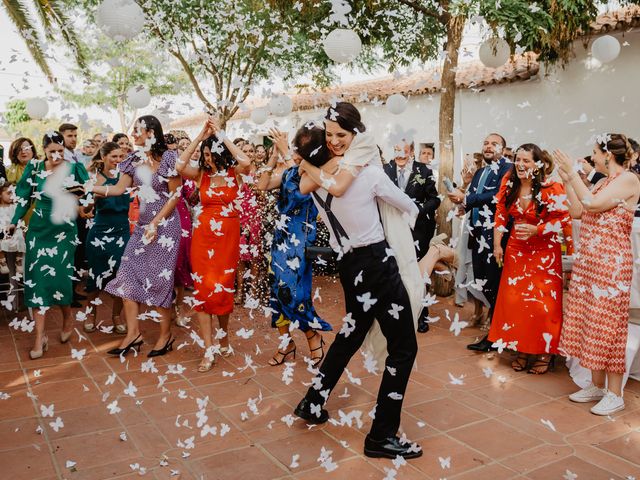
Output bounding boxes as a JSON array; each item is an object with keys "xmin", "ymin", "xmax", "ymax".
[{"xmin": 292, "ymin": 125, "xmax": 422, "ymax": 460}]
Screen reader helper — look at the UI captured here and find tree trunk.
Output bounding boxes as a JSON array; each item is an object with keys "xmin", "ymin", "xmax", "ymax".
[
  {"xmin": 117, "ymin": 97, "xmax": 127, "ymax": 133},
  {"xmin": 433, "ymin": 14, "xmax": 465, "ymax": 297}
]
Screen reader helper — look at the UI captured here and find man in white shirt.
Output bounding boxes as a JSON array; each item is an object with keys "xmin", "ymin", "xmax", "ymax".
[
  {"xmin": 293, "ymin": 125, "xmax": 422, "ymax": 460},
  {"xmin": 59, "ymin": 123, "xmax": 80, "ymax": 163}
]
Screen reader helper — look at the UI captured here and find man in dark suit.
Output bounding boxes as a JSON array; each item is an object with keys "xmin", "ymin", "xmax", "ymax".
[
  {"xmin": 384, "ymin": 140, "xmax": 440, "ymax": 333},
  {"xmin": 447, "ymin": 133, "xmax": 513, "ymax": 351}
]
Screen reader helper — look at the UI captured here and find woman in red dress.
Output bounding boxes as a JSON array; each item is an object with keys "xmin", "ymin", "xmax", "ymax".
[
  {"xmin": 176, "ymin": 118, "xmax": 251, "ymax": 372},
  {"xmin": 488, "ymin": 144, "xmax": 572, "ymax": 374}
]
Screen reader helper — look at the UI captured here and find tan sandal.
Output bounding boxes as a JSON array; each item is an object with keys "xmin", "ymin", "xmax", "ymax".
[{"xmin": 198, "ymin": 357, "xmax": 215, "ymax": 373}]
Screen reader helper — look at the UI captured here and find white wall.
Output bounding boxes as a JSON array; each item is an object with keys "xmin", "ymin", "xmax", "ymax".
[{"xmin": 227, "ymin": 30, "xmax": 639, "ymax": 183}]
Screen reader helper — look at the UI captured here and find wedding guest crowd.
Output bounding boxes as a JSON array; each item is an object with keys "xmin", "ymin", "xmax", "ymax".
[{"xmin": 2, "ymin": 106, "xmax": 639, "ymax": 423}]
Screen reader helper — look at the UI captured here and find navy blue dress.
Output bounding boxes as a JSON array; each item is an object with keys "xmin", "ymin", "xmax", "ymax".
[{"xmin": 270, "ymin": 167, "xmax": 331, "ymax": 332}]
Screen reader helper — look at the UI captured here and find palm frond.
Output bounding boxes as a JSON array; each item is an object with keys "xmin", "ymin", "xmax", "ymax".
[
  {"xmin": 2, "ymin": 0, "xmax": 55, "ymax": 81},
  {"xmin": 34, "ymin": 0, "xmax": 89, "ymax": 76}
]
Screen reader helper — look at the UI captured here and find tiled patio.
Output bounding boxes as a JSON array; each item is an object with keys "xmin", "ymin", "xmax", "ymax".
[{"xmin": 1, "ymin": 275, "xmax": 639, "ymax": 480}]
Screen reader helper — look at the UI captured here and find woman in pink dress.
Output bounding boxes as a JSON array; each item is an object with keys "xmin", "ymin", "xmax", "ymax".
[
  {"xmin": 236, "ymin": 142, "xmax": 263, "ymax": 304},
  {"xmin": 556, "ymin": 133, "xmax": 640, "ymax": 416}
]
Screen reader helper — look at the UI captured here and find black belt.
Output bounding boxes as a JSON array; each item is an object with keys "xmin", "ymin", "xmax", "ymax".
[{"xmin": 343, "ymin": 240, "xmax": 388, "ymax": 256}]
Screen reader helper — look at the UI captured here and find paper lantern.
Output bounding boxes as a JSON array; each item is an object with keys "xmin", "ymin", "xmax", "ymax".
[
  {"xmin": 250, "ymin": 107, "xmax": 269, "ymax": 125},
  {"xmin": 25, "ymin": 98, "xmax": 48, "ymax": 120},
  {"xmin": 479, "ymin": 37, "xmax": 510, "ymax": 69},
  {"xmin": 591, "ymin": 35, "xmax": 620, "ymax": 64},
  {"xmin": 386, "ymin": 94, "xmax": 408, "ymax": 115},
  {"xmin": 323, "ymin": 28, "xmax": 362, "ymax": 63},
  {"xmin": 95, "ymin": 0, "xmax": 145, "ymax": 42},
  {"xmin": 126, "ymin": 85, "xmax": 151, "ymax": 109},
  {"xmin": 269, "ymin": 95, "xmax": 293, "ymax": 117}
]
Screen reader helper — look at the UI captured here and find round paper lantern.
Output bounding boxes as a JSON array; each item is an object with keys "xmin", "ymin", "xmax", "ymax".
[
  {"xmin": 386, "ymin": 94, "xmax": 408, "ymax": 115},
  {"xmin": 479, "ymin": 37, "xmax": 510, "ymax": 69},
  {"xmin": 95, "ymin": 0, "xmax": 145, "ymax": 42},
  {"xmin": 323, "ymin": 28, "xmax": 362, "ymax": 63},
  {"xmin": 269, "ymin": 95, "xmax": 293, "ymax": 117},
  {"xmin": 126, "ymin": 85, "xmax": 151, "ymax": 109},
  {"xmin": 25, "ymin": 98, "xmax": 48, "ymax": 120},
  {"xmin": 250, "ymin": 107, "xmax": 269, "ymax": 125},
  {"xmin": 591, "ymin": 35, "xmax": 620, "ymax": 64}
]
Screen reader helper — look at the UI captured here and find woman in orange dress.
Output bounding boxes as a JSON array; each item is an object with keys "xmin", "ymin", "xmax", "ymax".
[
  {"xmin": 488, "ymin": 144, "xmax": 572, "ymax": 374},
  {"xmin": 176, "ymin": 118, "xmax": 251, "ymax": 372},
  {"xmin": 555, "ymin": 134, "xmax": 640, "ymax": 416}
]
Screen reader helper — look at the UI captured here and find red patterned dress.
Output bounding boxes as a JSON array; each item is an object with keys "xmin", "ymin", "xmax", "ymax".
[
  {"xmin": 488, "ymin": 175, "xmax": 572, "ymax": 354},
  {"xmin": 559, "ymin": 175, "xmax": 635, "ymax": 374}
]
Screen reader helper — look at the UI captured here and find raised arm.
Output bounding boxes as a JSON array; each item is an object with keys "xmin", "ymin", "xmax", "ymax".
[
  {"xmin": 177, "ymin": 120, "xmax": 210, "ymax": 180},
  {"xmin": 554, "ymin": 149, "xmax": 640, "ymax": 214},
  {"xmin": 257, "ymin": 128, "xmax": 294, "ymax": 191},
  {"xmin": 299, "ymin": 159, "xmax": 360, "ymax": 197}
]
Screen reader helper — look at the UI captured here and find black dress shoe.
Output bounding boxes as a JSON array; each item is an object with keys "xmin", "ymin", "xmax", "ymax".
[
  {"xmin": 107, "ymin": 334, "xmax": 143, "ymax": 356},
  {"xmin": 466, "ymin": 335, "xmax": 496, "ymax": 352},
  {"xmin": 294, "ymin": 398, "xmax": 329, "ymax": 424},
  {"xmin": 417, "ymin": 319, "xmax": 429, "ymax": 333},
  {"xmin": 364, "ymin": 435, "xmax": 423, "ymax": 459}
]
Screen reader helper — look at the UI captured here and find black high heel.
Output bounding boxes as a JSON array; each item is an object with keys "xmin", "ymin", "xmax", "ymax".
[
  {"xmin": 309, "ymin": 332, "xmax": 326, "ymax": 367},
  {"xmin": 147, "ymin": 337, "xmax": 175, "ymax": 358},
  {"xmin": 107, "ymin": 334, "xmax": 143, "ymax": 356},
  {"xmin": 268, "ymin": 346, "xmax": 296, "ymax": 366}
]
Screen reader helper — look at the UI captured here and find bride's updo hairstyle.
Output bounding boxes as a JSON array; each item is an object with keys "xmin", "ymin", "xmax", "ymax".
[
  {"xmin": 325, "ymin": 102, "xmax": 366, "ymax": 134},
  {"xmin": 596, "ymin": 133, "xmax": 634, "ymax": 168},
  {"xmin": 293, "ymin": 124, "xmax": 330, "ymax": 167}
]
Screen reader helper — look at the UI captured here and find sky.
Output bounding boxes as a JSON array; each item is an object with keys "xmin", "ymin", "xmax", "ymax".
[{"xmin": 0, "ymin": 1, "xmax": 623, "ymax": 139}]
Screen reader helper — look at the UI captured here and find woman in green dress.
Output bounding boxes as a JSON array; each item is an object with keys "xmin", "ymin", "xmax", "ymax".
[
  {"xmin": 82, "ymin": 142, "xmax": 130, "ymax": 334},
  {"xmin": 9, "ymin": 131, "xmax": 89, "ymax": 359}
]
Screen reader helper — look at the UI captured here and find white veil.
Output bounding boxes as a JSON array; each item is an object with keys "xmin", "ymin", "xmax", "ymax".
[{"xmin": 340, "ymin": 133, "xmax": 425, "ymax": 370}]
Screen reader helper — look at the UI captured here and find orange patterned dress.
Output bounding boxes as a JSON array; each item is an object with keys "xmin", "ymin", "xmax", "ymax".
[
  {"xmin": 488, "ymin": 175, "xmax": 572, "ymax": 355},
  {"xmin": 559, "ymin": 175, "xmax": 634, "ymax": 374},
  {"xmin": 191, "ymin": 169, "xmax": 241, "ymax": 315}
]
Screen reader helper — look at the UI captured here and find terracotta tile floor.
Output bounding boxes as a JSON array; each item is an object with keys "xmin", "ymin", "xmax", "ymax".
[{"xmin": 1, "ymin": 276, "xmax": 639, "ymax": 479}]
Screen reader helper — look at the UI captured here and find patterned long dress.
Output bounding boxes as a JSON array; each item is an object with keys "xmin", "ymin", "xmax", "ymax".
[
  {"xmin": 191, "ymin": 169, "xmax": 240, "ymax": 315},
  {"xmin": 559, "ymin": 175, "xmax": 634, "ymax": 374},
  {"xmin": 174, "ymin": 179, "xmax": 197, "ymax": 289},
  {"xmin": 11, "ymin": 160, "xmax": 89, "ymax": 307},
  {"xmin": 488, "ymin": 175, "xmax": 572, "ymax": 355},
  {"xmin": 269, "ymin": 167, "xmax": 331, "ymax": 332},
  {"xmin": 105, "ymin": 151, "xmax": 182, "ymax": 309},
  {"xmin": 238, "ymin": 177, "xmax": 262, "ymax": 261}
]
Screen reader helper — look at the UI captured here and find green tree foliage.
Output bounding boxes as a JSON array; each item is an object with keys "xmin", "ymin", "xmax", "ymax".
[
  {"xmin": 56, "ymin": 36, "xmax": 189, "ymax": 132},
  {"xmin": 3, "ymin": 100, "xmax": 30, "ymax": 132}
]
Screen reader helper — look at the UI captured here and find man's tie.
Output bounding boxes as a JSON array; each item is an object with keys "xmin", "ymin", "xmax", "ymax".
[
  {"xmin": 398, "ymin": 168, "xmax": 406, "ymax": 190},
  {"xmin": 471, "ymin": 167, "xmax": 490, "ymax": 227}
]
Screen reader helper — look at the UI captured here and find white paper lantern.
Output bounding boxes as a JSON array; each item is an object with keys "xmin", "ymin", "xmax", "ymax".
[
  {"xmin": 25, "ymin": 98, "xmax": 48, "ymax": 120},
  {"xmin": 323, "ymin": 28, "xmax": 362, "ymax": 63},
  {"xmin": 479, "ymin": 37, "xmax": 510, "ymax": 69},
  {"xmin": 250, "ymin": 107, "xmax": 269, "ymax": 125},
  {"xmin": 591, "ymin": 35, "xmax": 621, "ymax": 64},
  {"xmin": 95, "ymin": 0, "xmax": 145, "ymax": 42},
  {"xmin": 386, "ymin": 94, "xmax": 408, "ymax": 115},
  {"xmin": 126, "ymin": 85, "xmax": 151, "ymax": 109},
  {"xmin": 268, "ymin": 95, "xmax": 293, "ymax": 117}
]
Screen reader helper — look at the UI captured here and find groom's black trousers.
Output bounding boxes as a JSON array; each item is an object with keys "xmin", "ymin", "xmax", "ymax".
[{"xmin": 303, "ymin": 240, "xmax": 418, "ymax": 439}]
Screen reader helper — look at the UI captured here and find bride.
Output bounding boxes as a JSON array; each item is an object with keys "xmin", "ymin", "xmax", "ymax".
[{"xmin": 299, "ymin": 101, "xmax": 428, "ymax": 368}]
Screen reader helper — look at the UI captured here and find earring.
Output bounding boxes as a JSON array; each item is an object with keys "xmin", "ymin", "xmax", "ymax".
[
  {"xmin": 605, "ymin": 159, "xmax": 610, "ymax": 168},
  {"xmin": 533, "ymin": 169, "xmax": 540, "ymax": 175}
]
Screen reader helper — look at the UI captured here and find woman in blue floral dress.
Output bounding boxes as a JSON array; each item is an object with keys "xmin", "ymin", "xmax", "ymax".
[{"xmin": 257, "ymin": 128, "xmax": 331, "ymax": 367}]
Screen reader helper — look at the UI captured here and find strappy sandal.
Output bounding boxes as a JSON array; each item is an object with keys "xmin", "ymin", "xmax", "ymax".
[
  {"xmin": 268, "ymin": 346, "xmax": 296, "ymax": 366},
  {"xmin": 112, "ymin": 316, "xmax": 127, "ymax": 335},
  {"xmin": 198, "ymin": 357, "xmax": 215, "ymax": 373},
  {"xmin": 308, "ymin": 331, "xmax": 326, "ymax": 367},
  {"xmin": 83, "ymin": 312, "xmax": 96, "ymax": 333},
  {"xmin": 511, "ymin": 353, "xmax": 529, "ymax": 372},
  {"xmin": 528, "ymin": 355, "xmax": 555, "ymax": 375}
]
